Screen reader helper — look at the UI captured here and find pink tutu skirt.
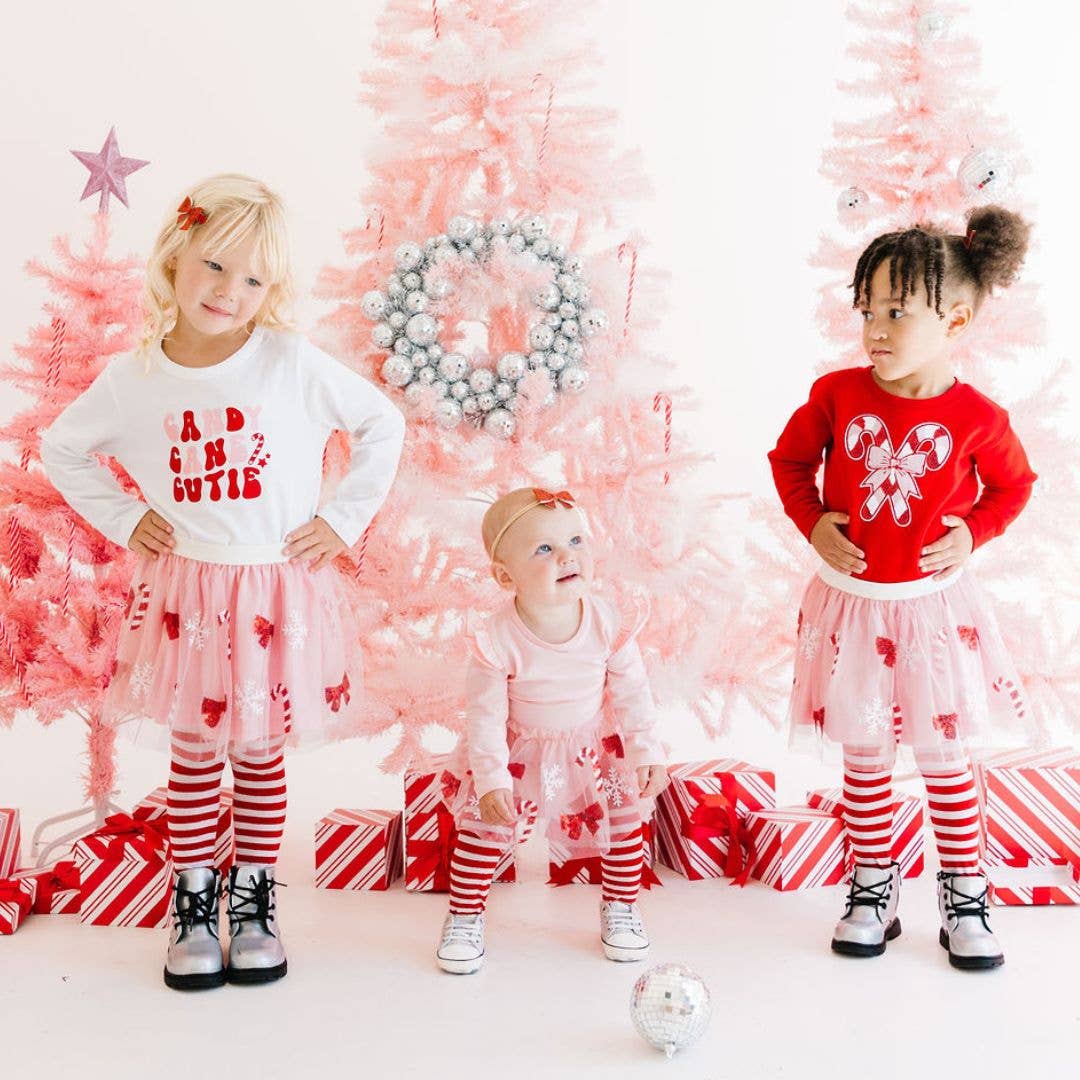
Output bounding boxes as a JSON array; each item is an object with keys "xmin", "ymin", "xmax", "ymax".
[
  {"xmin": 449, "ymin": 720, "xmax": 648, "ymax": 857},
  {"xmin": 102, "ymin": 539, "xmax": 368, "ymax": 756},
  {"xmin": 789, "ymin": 564, "xmax": 1035, "ymax": 763}
]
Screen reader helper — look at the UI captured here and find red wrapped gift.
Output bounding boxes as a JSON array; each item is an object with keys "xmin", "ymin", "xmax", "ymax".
[
  {"xmin": 0, "ymin": 876, "xmax": 37, "ymax": 935},
  {"xmin": 987, "ymin": 856, "xmax": 1080, "ymax": 906},
  {"xmin": 806, "ymin": 787, "xmax": 925, "ymax": 879},
  {"xmin": 744, "ymin": 807, "xmax": 848, "ymax": 891},
  {"xmin": 12, "ymin": 859, "xmax": 81, "ymax": 915},
  {"xmin": 547, "ymin": 821, "xmax": 661, "ymax": 889},
  {"xmin": 72, "ymin": 814, "xmax": 171, "ymax": 928},
  {"xmin": 132, "ymin": 786, "xmax": 234, "ymax": 873},
  {"xmin": 403, "ymin": 755, "xmax": 514, "ymax": 892},
  {"xmin": 973, "ymin": 748, "xmax": 1080, "ymax": 868},
  {"xmin": 0, "ymin": 808, "xmax": 20, "ymax": 878},
  {"xmin": 315, "ymin": 809, "xmax": 403, "ymax": 891},
  {"xmin": 654, "ymin": 759, "xmax": 776, "ymax": 882}
]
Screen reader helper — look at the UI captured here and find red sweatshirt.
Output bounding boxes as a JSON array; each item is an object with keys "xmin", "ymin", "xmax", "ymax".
[{"xmin": 768, "ymin": 366, "xmax": 1036, "ymax": 583}]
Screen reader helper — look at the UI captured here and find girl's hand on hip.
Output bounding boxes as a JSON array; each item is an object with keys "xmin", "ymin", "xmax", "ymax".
[
  {"xmin": 637, "ymin": 764, "xmax": 669, "ymax": 798},
  {"xmin": 919, "ymin": 516, "xmax": 972, "ymax": 578},
  {"xmin": 284, "ymin": 516, "xmax": 347, "ymax": 571},
  {"xmin": 810, "ymin": 512, "xmax": 867, "ymax": 576},
  {"xmin": 128, "ymin": 510, "xmax": 176, "ymax": 559},
  {"xmin": 478, "ymin": 788, "xmax": 516, "ymax": 826}
]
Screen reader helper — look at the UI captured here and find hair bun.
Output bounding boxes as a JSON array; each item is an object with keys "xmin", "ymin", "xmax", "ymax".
[{"xmin": 963, "ymin": 205, "xmax": 1031, "ymax": 290}]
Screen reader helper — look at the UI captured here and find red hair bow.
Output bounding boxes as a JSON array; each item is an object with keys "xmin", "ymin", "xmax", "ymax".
[
  {"xmin": 177, "ymin": 197, "xmax": 208, "ymax": 231},
  {"xmin": 533, "ymin": 487, "xmax": 575, "ymax": 510}
]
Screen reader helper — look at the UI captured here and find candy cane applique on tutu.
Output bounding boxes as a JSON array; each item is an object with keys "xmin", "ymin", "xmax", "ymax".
[
  {"xmin": 844, "ymin": 414, "xmax": 953, "ymax": 526},
  {"xmin": 127, "ymin": 583, "xmax": 151, "ymax": 630},
  {"xmin": 575, "ymin": 746, "xmax": 605, "ymax": 793},
  {"xmin": 217, "ymin": 609, "xmax": 232, "ymax": 661},
  {"xmin": 515, "ymin": 799, "xmax": 539, "ymax": 844},
  {"xmin": 270, "ymin": 683, "xmax": 292, "ymax": 734},
  {"xmin": 992, "ymin": 677, "xmax": 1027, "ymax": 721}
]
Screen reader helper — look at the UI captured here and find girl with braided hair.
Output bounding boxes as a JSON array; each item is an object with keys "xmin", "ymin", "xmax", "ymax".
[{"xmin": 768, "ymin": 205, "xmax": 1037, "ymax": 970}]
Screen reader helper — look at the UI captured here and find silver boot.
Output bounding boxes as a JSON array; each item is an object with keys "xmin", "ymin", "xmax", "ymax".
[
  {"xmin": 226, "ymin": 865, "xmax": 288, "ymax": 984},
  {"xmin": 831, "ymin": 863, "xmax": 901, "ymax": 957},
  {"xmin": 164, "ymin": 866, "xmax": 225, "ymax": 990},
  {"xmin": 937, "ymin": 871, "xmax": 1004, "ymax": 970}
]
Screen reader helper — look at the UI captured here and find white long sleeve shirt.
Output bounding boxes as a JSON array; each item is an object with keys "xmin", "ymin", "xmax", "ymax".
[{"xmin": 41, "ymin": 328, "xmax": 405, "ymax": 550}]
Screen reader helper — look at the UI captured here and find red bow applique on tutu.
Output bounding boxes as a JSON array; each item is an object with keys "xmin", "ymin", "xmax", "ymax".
[
  {"xmin": 253, "ymin": 615, "xmax": 274, "ymax": 649},
  {"xmin": 324, "ymin": 673, "xmax": 351, "ymax": 712},
  {"xmin": 201, "ymin": 697, "xmax": 227, "ymax": 729},
  {"xmin": 560, "ymin": 802, "xmax": 603, "ymax": 841}
]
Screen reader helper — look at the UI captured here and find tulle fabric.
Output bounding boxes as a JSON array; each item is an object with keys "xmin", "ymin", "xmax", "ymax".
[
  {"xmin": 789, "ymin": 569, "xmax": 1035, "ymax": 767},
  {"xmin": 102, "ymin": 552, "xmax": 367, "ymax": 756}
]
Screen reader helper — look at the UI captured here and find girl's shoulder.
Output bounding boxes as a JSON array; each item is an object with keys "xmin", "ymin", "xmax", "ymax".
[
  {"xmin": 466, "ymin": 604, "xmax": 516, "ymax": 671},
  {"xmin": 589, "ymin": 594, "xmax": 649, "ymax": 654}
]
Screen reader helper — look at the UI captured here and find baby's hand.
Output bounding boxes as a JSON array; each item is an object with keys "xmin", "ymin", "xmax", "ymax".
[
  {"xmin": 478, "ymin": 788, "xmax": 516, "ymax": 826},
  {"xmin": 919, "ymin": 515, "xmax": 972, "ymax": 578},
  {"xmin": 810, "ymin": 512, "xmax": 866, "ymax": 576},
  {"xmin": 128, "ymin": 509, "xmax": 176, "ymax": 560},
  {"xmin": 636, "ymin": 764, "xmax": 669, "ymax": 799},
  {"xmin": 283, "ymin": 516, "xmax": 347, "ymax": 572}
]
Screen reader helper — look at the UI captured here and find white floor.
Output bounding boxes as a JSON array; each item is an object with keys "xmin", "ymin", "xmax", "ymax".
[{"xmin": 2, "ymin": 834, "xmax": 1076, "ymax": 1080}]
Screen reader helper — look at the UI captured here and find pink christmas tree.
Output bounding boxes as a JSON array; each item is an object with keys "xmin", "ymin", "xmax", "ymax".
[
  {"xmin": 316, "ymin": 0, "xmax": 764, "ymax": 770},
  {"xmin": 749, "ymin": 1, "xmax": 1079, "ymax": 734},
  {"xmin": 0, "ymin": 213, "xmax": 144, "ymax": 808}
]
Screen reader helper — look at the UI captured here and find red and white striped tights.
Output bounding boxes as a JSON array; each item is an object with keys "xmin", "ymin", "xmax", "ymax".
[
  {"xmin": 168, "ymin": 733, "xmax": 288, "ymax": 869},
  {"xmin": 843, "ymin": 744, "xmax": 982, "ymax": 873},
  {"xmin": 448, "ymin": 807, "xmax": 645, "ymax": 916}
]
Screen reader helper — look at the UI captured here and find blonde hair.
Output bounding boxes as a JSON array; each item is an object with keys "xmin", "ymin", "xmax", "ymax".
[{"xmin": 140, "ymin": 173, "xmax": 295, "ymax": 354}]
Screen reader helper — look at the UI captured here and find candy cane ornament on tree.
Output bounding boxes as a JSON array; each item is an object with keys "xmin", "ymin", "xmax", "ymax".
[
  {"xmin": 365, "ymin": 208, "xmax": 385, "ymax": 252},
  {"xmin": 575, "ymin": 746, "xmax": 604, "ymax": 794},
  {"xmin": 47, "ymin": 316, "xmax": 66, "ymax": 390},
  {"xmin": 617, "ymin": 241, "xmax": 637, "ymax": 340},
  {"xmin": 653, "ymin": 392, "xmax": 672, "ymax": 485},
  {"xmin": 531, "ymin": 73, "xmax": 554, "ymax": 169},
  {"xmin": 844, "ymin": 415, "xmax": 952, "ymax": 526}
]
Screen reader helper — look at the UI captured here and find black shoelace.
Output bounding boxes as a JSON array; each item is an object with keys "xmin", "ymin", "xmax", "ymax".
[
  {"xmin": 939, "ymin": 873, "xmax": 991, "ymax": 930},
  {"xmin": 228, "ymin": 873, "xmax": 286, "ymax": 930},
  {"xmin": 172, "ymin": 882, "xmax": 218, "ymax": 933},
  {"xmin": 843, "ymin": 874, "xmax": 892, "ymax": 919}
]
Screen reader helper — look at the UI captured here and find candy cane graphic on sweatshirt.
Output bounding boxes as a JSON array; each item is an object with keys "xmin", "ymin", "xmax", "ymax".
[
  {"xmin": 575, "ymin": 746, "xmax": 605, "ymax": 794},
  {"xmin": 844, "ymin": 415, "xmax": 953, "ymax": 526}
]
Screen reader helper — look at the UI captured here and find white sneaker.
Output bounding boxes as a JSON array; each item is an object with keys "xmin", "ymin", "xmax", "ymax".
[
  {"xmin": 436, "ymin": 912, "xmax": 485, "ymax": 974},
  {"xmin": 600, "ymin": 900, "xmax": 650, "ymax": 962}
]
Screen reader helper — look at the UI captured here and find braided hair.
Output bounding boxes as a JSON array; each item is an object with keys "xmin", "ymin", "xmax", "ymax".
[{"xmin": 851, "ymin": 205, "xmax": 1031, "ymax": 318}]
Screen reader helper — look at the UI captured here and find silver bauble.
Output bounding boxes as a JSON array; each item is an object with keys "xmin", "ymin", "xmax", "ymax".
[
  {"xmin": 460, "ymin": 248, "xmax": 478, "ymax": 263},
  {"xmin": 550, "ymin": 240, "xmax": 566, "ymax": 259},
  {"xmin": 543, "ymin": 312, "xmax": 563, "ymax": 329},
  {"xmin": 916, "ymin": 10, "xmax": 951, "ymax": 43},
  {"xmin": 361, "ymin": 290, "xmax": 388, "ymax": 320},
  {"xmin": 403, "ymin": 383, "xmax": 428, "ymax": 407},
  {"xmin": 393, "ymin": 337, "xmax": 414, "ymax": 356},
  {"xmin": 567, "ymin": 341, "xmax": 585, "ymax": 363},
  {"xmin": 630, "ymin": 963, "xmax": 711, "ymax": 1059},
  {"xmin": 519, "ymin": 215, "xmax": 547, "ymax": 241},
  {"xmin": 558, "ymin": 301, "xmax": 578, "ymax": 319},
  {"xmin": 559, "ymin": 365, "xmax": 589, "ymax": 393},
  {"xmin": 483, "ymin": 409, "xmax": 516, "ymax": 439},
  {"xmin": 470, "ymin": 235, "xmax": 487, "ymax": 254},
  {"xmin": 545, "ymin": 352, "xmax": 568, "ymax": 373},
  {"xmin": 838, "ymin": 186, "xmax": 869, "ymax": 213},
  {"xmin": 423, "ymin": 270, "xmax": 453, "ymax": 299},
  {"xmin": 531, "ymin": 238, "xmax": 552, "ymax": 258},
  {"xmin": 536, "ymin": 283, "xmax": 562, "ymax": 311},
  {"xmin": 433, "ymin": 399, "xmax": 463, "ymax": 429},
  {"xmin": 557, "ymin": 277, "xmax": 581, "ymax": 302},
  {"xmin": 494, "ymin": 380, "xmax": 513, "ymax": 401},
  {"xmin": 394, "ymin": 242, "xmax": 422, "ymax": 272},
  {"xmin": 402, "ymin": 271, "xmax": 422, "ymax": 290},
  {"xmin": 447, "ymin": 215, "xmax": 479, "ymax": 244},
  {"xmin": 371, "ymin": 322, "xmax": 395, "ymax": 349},
  {"xmin": 438, "ymin": 352, "xmax": 469, "ymax": 382},
  {"xmin": 560, "ymin": 319, "xmax": 580, "ymax": 340},
  {"xmin": 416, "ymin": 366, "xmax": 437, "ymax": 386},
  {"xmin": 490, "ymin": 219, "xmax": 512, "ymax": 236},
  {"xmin": 476, "ymin": 391, "xmax": 497, "ymax": 413},
  {"xmin": 562, "ymin": 255, "xmax": 585, "ymax": 275},
  {"xmin": 508, "ymin": 233, "xmax": 527, "ymax": 254},
  {"xmin": 958, "ymin": 148, "xmax": 1009, "ymax": 197},
  {"xmin": 427, "ymin": 344, "xmax": 444, "ymax": 361},
  {"xmin": 388, "ymin": 310, "xmax": 407, "ymax": 331},
  {"xmin": 380, "ymin": 355, "xmax": 413, "ymax": 388},
  {"xmin": 404, "ymin": 290, "xmax": 428, "ymax": 314},
  {"xmin": 576, "ymin": 283, "xmax": 591, "ymax": 305},
  {"xmin": 528, "ymin": 350, "xmax": 550, "ymax": 370},
  {"xmin": 410, "ymin": 348, "xmax": 429, "ymax": 367},
  {"xmin": 469, "ymin": 368, "xmax": 495, "ymax": 394},
  {"xmin": 496, "ymin": 351, "xmax": 527, "ymax": 381},
  {"xmin": 450, "ymin": 380, "xmax": 470, "ymax": 401},
  {"xmin": 405, "ymin": 313, "xmax": 438, "ymax": 347},
  {"xmin": 529, "ymin": 324, "xmax": 556, "ymax": 351},
  {"xmin": 461, "ymin": 395, "xmax": 482, "ymax": 417},
  {"xmin": 386, "ymin": 273, "xmax": 406, "ymax": 298},
  {"xmin": 430, "ymin": 379, "xmax": 450, "ymax": 398},
  {"xmin": 579, "ymin": 308, "xmax": 609, "ymax": 336},
  {"xmin": 431, "ymin": 242, "xmax": 457, "ymax": 265},
  {"xmin": 552, "ymin": 335, "xmax": 570, "ymax": 355}
]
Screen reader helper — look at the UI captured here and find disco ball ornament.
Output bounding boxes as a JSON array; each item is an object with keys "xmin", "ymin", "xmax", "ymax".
[
  {"xmin": 361, "ymin": 290, "xmax": 387, "ymax": 320},
  {"xmin": 916, "ymin": 10, "xmax": 951, "ymax": 43},
  {"xmin": 630, "ymin": 963, "xmax": 711, "ymax": 1059},
  {"xmin": 483, "ymin": 408, "xmax": 516, "ymax": 439},
  {"xmin": 837, "ymin": 186, "xmax": 870, "ymax": 222},
  {"xmin": 958, "ymin": 148, "xmax": 1009, "ymax": 198}
]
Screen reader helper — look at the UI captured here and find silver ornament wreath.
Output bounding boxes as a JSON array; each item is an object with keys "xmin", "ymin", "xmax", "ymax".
[{"xmin": 361, "ymin": 214, "xmax": 608, "ymax": 439}]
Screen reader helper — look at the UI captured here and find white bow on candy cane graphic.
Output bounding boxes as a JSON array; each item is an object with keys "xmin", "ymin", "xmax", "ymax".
[{"xmin": 844, "ymin": 414, "xmax": 952, "ymax": 526}]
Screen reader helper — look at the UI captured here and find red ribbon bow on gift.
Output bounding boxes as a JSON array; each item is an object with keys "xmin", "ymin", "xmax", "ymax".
[
  {"xmin": 548, "ymin": 855, "xmax": 661, "ymax": 890},
  {"xmin": 682, "ymin": 780, "xmax": 757, "ymax": 887},
  {"xmin": 96, "ymin": 813, "xmax": 167, "ymax": 861},
  {"xmin": 439, "ymin": 770, "xmax": 461, "ymax": 803},
  {"xmin": 27, "ymin": 860, "xmax": 79, "ymax": 912},
  {"xmin": 177, "ymin": 196, "xmax": 208, "ymax": 231},
  {"xmin": 325, "ymin": 673, "xmax": 351, "ymax": 712},
  {"xmin": 0, "ymin": 880, "xmax": 34, "ymax": 922},
  {"xmin": 532, "ymin": 487, "xmax": 575, "ymax": 510},
  {"xmin": 408, "ymin": 807, "xmax": 456, "ymax": 891},
  {"xmin": 559, "ymin": 802, "xmax": 603, "ymax": 841}
]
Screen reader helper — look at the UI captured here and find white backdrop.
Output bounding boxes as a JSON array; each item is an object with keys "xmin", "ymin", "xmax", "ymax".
[{"xmin": 1, "ymin": 1, "xmax": 1077, "ymax": 844}]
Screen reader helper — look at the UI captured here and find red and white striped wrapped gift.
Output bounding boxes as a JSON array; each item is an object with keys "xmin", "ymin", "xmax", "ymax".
[
  {"xmin": 12, "ymin": 859, "xmax": 81, "ymax": 914},
  {"xmin": 404, "ymin": 755, "xmax": 514, "ymax": 891},
  {"xmin": 806, "ymin": 787, "xmax": 925, "ymax": 878},
  {"xmin": 654, "ymin": 759, "xmax": 776, "ymax": 881},
  {"xmin": 987, "ymin": 858, "xmax": 1080, "ymax": 906},
  {"xmin": 973, "ymin": 748, "xmax": 1080, "ymax": 867},
  {"xmin": 744, "ymin": 807, "xmax": 848, "ymax": 891},
  {"xmin": 315, "ymin": 809, "xmax": 403, "ymax": 891},
  {"xmin": 547, "ymin": 821, "xmax": 659, "ymax": 887},
  {"xmin": 0, "ymin": 808, "xmax": 20, "ymax": 878},
  {"xmin": 132, "ymin": 786, "xmax": 235, "ymax": 874},
  {"xmin": 0, "ymin": 876, "xmax": 36, "ymax": 935},
  {"xmin": 72, "ymin": 814, "xmax": 171, "ymax": 929}
]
